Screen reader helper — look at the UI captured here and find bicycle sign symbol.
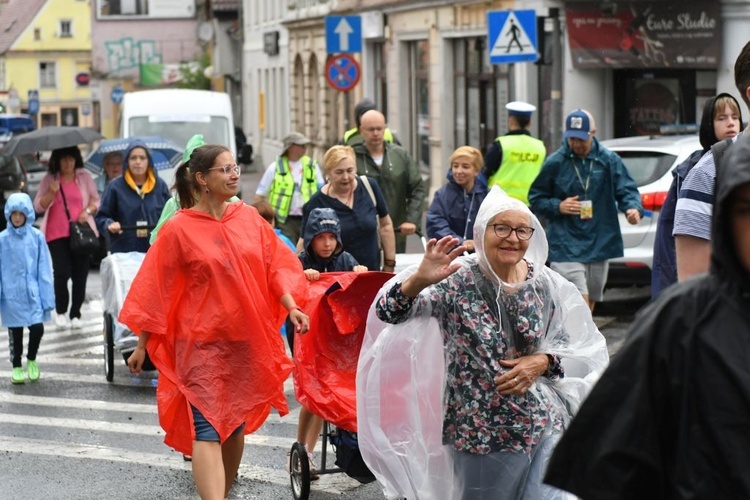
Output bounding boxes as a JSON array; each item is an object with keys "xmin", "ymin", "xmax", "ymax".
[{"xmin": 325, "ymin": 54, "xmax": 360, "ymax": 92}]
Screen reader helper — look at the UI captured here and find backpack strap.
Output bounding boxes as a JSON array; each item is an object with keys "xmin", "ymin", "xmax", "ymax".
[{"xmin": 360, "ymin": 175, "xmax": 377, "ymax": 207}]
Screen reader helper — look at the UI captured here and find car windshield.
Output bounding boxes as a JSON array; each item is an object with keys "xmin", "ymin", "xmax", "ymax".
[
  {"xmin": 129, "ymin": 116, "xmax": 230, "ymax": 150},
  {"xmin": 19, "ymin": 153, "xmax": 45, "ymax": 172},
  {"xmin": 0, "ymin": 154, "xmax": 22, "ymax": 176},
  {"xmin": 616, "ymin": 151, "xmax": 677, "ymax": 187}
]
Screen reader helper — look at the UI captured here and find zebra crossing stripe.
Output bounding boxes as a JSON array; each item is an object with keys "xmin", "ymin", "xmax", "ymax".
[
  {"xmin": 0, "ymin": 387, "xmax": 301, "ymax": 423},
  {"xmin": 0, "ymin": 435, "xmax": 363, "ymax": 492},
  {"xmin": 0, "ymin": 413, "xmax": 325, "ymax": 453}
]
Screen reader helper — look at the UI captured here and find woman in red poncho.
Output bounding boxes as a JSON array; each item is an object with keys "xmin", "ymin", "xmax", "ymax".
[{"xmin": 121, "ymin": 144, "xmax": 309, "ymax": 500}]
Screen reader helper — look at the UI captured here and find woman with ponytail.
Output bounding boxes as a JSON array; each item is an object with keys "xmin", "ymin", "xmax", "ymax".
[{"xmin": 119, "ymin": 143, "xmax": 310, "ymax": 500}]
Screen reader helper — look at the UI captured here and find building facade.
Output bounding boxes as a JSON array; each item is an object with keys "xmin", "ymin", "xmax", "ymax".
[
  {"xmin": 0, "ymin": 0, "xmax": 94, "ymax": 129},
  {"xmin": 245, "ymin": 1, "xmax": 750, "ymax": 195},
  {"xmin": 242, "ymin": 0, "xmax": 292, "ymax": 166},
  {"xmin": 89, "ymin": 0, "xmax": 201, "ymax": 138}
]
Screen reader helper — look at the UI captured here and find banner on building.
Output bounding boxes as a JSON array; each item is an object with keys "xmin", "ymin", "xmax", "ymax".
[
  {"xmin": 566, "ymin": 2, "xmax": 720, "ymax": 69},
  {"xmin": 139, "ymin": 62, "xmax": 197, "ymax": 86}
]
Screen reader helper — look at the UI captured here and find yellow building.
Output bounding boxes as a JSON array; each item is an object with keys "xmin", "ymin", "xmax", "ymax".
[{"xmin": 0, "ymin": 0, "xmax": 93, "ymax": 129}]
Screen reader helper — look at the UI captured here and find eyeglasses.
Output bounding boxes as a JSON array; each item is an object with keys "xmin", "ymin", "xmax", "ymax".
[
  {"xmin": 488, "ymin": 224, "xmax": 535, "ymax": 240},
  {"xmin": 208, "ymin": 164, "xmax": 241, "ymax": 175}
]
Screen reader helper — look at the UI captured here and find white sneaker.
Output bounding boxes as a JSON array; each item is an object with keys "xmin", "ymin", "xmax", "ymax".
[
  {"xmin": 55, "ymin": 314, "xmax": 67, "ymax": 328},
  {"xmin": 71, "ymin": 318, "xmax": 82, "ymax": 329}
]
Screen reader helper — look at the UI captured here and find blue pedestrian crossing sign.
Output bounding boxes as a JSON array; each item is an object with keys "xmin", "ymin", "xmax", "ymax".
[
  {"xmin": 325, "ymin": 16, "xmax": 362, "ymax": 54},
  {"xmin": 487, "ymin": 10, "xmax": 538, "ymax": 64}
]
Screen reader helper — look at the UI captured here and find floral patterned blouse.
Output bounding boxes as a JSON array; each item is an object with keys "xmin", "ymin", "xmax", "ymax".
[{"xmin": 376, "ymin": 261, "xmax": 566, "ymax": 455}]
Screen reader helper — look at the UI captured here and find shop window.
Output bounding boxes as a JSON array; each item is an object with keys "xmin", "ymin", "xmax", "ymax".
[
  {"xmin": 41, "ymin": 113, "xmax": 58, "ymax": 127},
  {"xmin": 61, "ymin": 107, "xmax": 79, "ymax": 127},
  {"xmin": 613, "ymin": 70, "xmax": 696, "ymax": 137}
]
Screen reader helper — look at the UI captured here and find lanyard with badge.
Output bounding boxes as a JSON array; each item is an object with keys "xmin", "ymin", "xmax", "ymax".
[{"xmin": 572, "ymin": 159, "xmax": 594, "ymax": 220}]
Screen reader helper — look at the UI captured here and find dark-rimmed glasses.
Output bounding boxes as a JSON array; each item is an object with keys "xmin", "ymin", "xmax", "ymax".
[
  {"xmin": 208, "ymin": 164, "xmax": 241, "ymax": 175},
  {"xmin": 488, "ymin": 224, "xmax": 535, "ymax": 240}
]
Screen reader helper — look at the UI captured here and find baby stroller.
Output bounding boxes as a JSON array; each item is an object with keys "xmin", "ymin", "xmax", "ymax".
[
  {"xmin": 288, "ymin": 272, "xmax": 392, "ymax": 500},
  {"xmin": 100, "ymin": 251, "xmax": 158, "ymax": 381},
  {"xmin": 289, "ymin": 423, "xmax": 375, "ymax": 500}
]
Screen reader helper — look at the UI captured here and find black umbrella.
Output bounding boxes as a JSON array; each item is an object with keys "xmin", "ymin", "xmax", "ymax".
[{"xmin": 1, "ymin": 126, "xmax": 104, "ymax": 155}]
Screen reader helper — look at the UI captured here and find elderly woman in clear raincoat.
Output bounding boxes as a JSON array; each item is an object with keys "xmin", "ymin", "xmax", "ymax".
[{"xmin": 356, "ymin": 186, "xmax": 609, "ymax": 500}]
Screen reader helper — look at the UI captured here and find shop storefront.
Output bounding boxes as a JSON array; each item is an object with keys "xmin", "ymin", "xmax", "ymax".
[{"xmin": 565, "ymin": 1, "xmax": 721, "ymax": 136}]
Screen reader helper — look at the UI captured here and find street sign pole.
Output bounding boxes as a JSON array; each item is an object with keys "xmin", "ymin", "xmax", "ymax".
[{"xmin": 325, "ymin": 15, "xmax": 362, "ymax": 137}]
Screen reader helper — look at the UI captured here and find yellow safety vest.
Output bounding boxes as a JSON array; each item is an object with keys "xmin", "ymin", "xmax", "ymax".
[
  {"xmin": 268, "ymin": 155, "xmax": 319, "ymax": 222},
  {"xmin": 488, "ymin": 134, "xmax": 546, "ymax": 206},
  {"xmin": 343, "ymin": 127, "xmax": 395, "ymax": 144}
]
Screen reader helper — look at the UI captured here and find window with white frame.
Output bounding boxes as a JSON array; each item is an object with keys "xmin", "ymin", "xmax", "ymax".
[
  {"xmin": 39, "ymin": 62, "xmax": 57, "ymax": 88},
  {"xmin": 59, "ymin": 20, "xmax": 72, "ymax": 38}
]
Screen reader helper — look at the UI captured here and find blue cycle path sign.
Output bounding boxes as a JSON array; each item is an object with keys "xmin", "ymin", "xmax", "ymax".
[
  {"xmin": 325, "ymin": 15, "xmax": 362, "ymax": 54},
  {"xmin": 487, "ymin": 10, "xmax": 538, "ymax": 64}
]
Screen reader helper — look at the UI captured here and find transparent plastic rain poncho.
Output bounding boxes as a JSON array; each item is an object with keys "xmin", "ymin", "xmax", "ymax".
[
  {"xmin": 356, "ymin": 187, "xmax": 610, "ymax": 499},
  {"xmin": 100, "ymin": 251, "xmax": 146, "ymax": 351}
]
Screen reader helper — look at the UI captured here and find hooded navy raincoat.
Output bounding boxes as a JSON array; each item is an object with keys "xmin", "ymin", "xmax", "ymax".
[{"xmin": 96, "ymin": 139, "xmax": 171, "ymax": 253}]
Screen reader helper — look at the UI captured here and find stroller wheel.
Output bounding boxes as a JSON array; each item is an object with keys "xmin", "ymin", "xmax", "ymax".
[
  {"xmin": 289, "ymin": 441, "xmax": 310, "ymax": 500},
  {"xmin": 103, "ymin": 313, "xmax": 114, "ymax": 382}
]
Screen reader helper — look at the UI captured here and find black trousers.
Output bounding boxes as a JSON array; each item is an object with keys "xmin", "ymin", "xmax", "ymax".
[
  {"xmin": 8, "ymin": 323, "xmax": 44, "ymax": 368},
  {"xmin": 48, "ymin": 238, "xmax": 90, "ymax": 319}
]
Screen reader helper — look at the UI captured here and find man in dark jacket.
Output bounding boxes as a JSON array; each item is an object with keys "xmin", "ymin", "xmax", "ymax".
[
  {"xmin": 544, "ymin": 127, "xmax": 750, "ymax": 500},
  {"xmin": 529, "ymin": 109, "xmax": 642, "ymax": 311},
  {"xmin": 95, "ymin": 139, "xmax": 171, "ymax": 253},
  {"xmin": 353, "ymin": 110, "xmax": 427, "ymax": 253}
]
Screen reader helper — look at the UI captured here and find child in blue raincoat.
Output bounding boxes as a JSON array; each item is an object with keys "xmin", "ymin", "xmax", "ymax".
[{"xmin": 0, "ymin": 193, "xmax": 55, "ymax": 384}]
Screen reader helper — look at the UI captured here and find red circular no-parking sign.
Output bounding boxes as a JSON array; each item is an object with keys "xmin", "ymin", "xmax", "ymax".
[{"xmin": 325, "ymin": 54, "xmax": 360, "ymax": 92}]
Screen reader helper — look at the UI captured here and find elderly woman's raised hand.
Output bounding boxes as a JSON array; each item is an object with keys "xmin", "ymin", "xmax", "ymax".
[{"xmin": 402, "ymin": 236, "xmax": 466, "ymax": 297}]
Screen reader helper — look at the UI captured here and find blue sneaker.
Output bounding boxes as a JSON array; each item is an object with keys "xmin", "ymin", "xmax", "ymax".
[
  {"xmin": 27, "ymin": 360, "xmax": 40, "ymax": 382},
  {"xmin": 11, "ymin": 367, "xmax": 25, "ymax": 384}
]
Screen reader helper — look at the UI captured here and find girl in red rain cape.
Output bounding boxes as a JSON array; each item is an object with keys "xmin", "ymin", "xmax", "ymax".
[{"xmin": 120, "ymin": 144, "xmax": 309, "ymax": 500}]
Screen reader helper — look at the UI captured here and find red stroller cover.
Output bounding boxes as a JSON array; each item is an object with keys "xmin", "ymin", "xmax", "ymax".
[{"xmin": 293, "ymin": 271, "xmax": 393, "ymax": 432}]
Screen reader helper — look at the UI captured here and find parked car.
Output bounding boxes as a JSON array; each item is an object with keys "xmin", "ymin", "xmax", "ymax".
[
  {"xmin": 601, "ymin": 134, "xmax": 702, "ymax": 288},
  {"xmin": 19, "ymin": 153, "xmax": 46, "ymax": 203},
  {"xmin": 0, "ymin": 152, "xmax": 30, "ymax": 230}
]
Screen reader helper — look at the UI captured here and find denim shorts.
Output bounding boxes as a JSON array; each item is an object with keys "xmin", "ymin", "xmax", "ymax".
[{"xmin": 191, "ymin": 404, "xmax": 244, "ymax": 442}]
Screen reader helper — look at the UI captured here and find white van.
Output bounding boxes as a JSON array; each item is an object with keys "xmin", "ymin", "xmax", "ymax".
[{"xmin": 119, "ymin": 89, "xmax": 236, "ymax": 160}]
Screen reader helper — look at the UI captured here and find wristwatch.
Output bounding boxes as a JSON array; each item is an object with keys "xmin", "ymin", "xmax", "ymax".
[{"xmin": 85, "ymin": 207, "xmax": 92, "ymax": 215}]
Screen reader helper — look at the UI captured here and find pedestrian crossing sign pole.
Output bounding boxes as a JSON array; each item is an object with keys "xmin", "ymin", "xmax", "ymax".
[{"xmin": 487, "ymin": 10, "xmax": 539, "ymax": 64}]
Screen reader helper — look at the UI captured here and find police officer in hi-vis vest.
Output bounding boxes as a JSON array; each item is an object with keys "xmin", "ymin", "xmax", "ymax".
[
  {"xmin": 254, "ymin": 132, "xmax": 325, "ymax": 242},
  {"xmin": 483, "ymin": 101, "xmax": 547, "ymax": 206}
]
